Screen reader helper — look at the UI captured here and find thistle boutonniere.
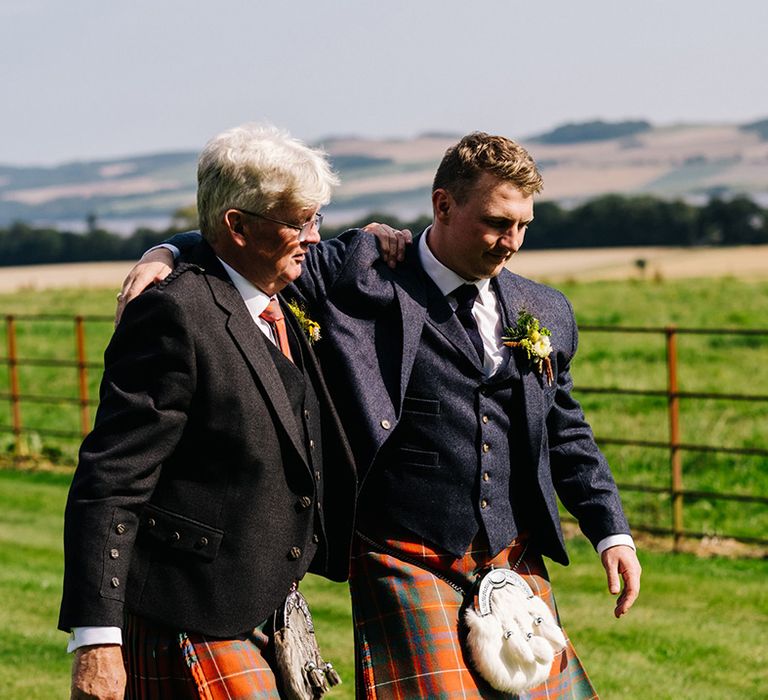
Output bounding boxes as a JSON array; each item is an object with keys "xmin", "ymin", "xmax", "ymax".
[
  {"xmin": 502, "ymin": 310, "xmax": 554, "ymax": 385},
  {"xmin": 287, "ymin": 300, "xmax": 321, "ymax": 344}
]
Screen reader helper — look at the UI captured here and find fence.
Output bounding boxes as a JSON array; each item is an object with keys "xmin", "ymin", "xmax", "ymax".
[{"xmin": 1, "ymin": 314, "xmax": 767, "ymax": 549}]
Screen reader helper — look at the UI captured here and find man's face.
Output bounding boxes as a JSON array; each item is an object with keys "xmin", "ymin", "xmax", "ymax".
[
  {"xmin": 239, "ymin": 203, "xmax": 321, "ymax": 293},
  {"xmin": 431, "ymin": 172, "xmax": 534, "ymax": 281}
]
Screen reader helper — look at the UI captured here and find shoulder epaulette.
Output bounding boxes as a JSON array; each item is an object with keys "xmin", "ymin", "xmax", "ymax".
[{"xmin": 156, "ymin": 262, "xmax": 205, "ymax": 291}]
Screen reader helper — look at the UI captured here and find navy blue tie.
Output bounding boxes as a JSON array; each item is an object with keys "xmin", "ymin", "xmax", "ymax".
[{"xmin": 451, "ymin": 284, "xmax": 484, "ymax": 362}]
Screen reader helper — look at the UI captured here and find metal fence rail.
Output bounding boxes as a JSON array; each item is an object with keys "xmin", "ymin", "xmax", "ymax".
[
  {"xmin": 574, "ymin": 324, "xmax": 768, "ymax": 549},
  {"xmin": 2, "ymin": 314, "xmax": 112, "ymax": 442},
  {"xmin": 1, "ymin": 315, "xmax": 767, "ymax": 550}
]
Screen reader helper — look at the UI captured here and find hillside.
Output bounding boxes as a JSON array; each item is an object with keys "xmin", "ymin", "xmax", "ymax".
[{"xmin": 1, "ymin": 119, "xmax": 767, "ymax": 231}]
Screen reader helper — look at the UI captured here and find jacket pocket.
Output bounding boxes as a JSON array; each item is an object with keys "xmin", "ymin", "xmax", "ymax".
[
  {"xmin": 396, "ymin": 446, "xmax": 439, "ymax": 469},
  {"xmin": 138, "ymin": 503, "xmax": 224, "ymax": 562},
  {"xmin": 402, "ymin": 396, "xmax": 441, "ymax": 415}
]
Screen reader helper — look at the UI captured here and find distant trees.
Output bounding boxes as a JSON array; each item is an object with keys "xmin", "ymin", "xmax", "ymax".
[
  {"xmin": 531, "ymin": 120, "xmax": 652, "ymax": 144},
  {"xmin": 1, "ymin": 195, "xmax": 767, "ymax": 267}
]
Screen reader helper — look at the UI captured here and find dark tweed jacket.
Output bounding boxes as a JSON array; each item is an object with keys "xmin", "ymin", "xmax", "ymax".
[{"xmin": 58, "ymin": 241, "xmax": 356, "ymax": 637}]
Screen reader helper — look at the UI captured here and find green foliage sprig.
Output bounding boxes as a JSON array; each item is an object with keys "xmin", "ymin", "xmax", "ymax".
[{"xmin": 287, "ymin": 300, "xmax": 321, "ymax": 344}]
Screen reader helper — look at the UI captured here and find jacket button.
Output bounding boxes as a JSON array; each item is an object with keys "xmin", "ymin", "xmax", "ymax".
[
  {"xmin": 147, "ymin": 518, "xmax": 156, "ymax": 528},
  {"xmin": 482, "ymin": 415, "xmax": 489, "ymax": 424},
  {"xmin": 309, "ymin": 439, "xmax": 315, "ymax": 449},
  {"xmin": 170, "ymin": 531, "xmax": 181, "ymax": 542},
  {"xmin": 115, "ymin": 523, "xmax": 126, "ymax": 535},
  {"xmin": 480, "ymin": 499, "xmax": 489, "ymax": 509},
  {"xmin": 380, "ymin": 419, "xmax": 391, "ymax": 430},
  {"xmin": 299, "ymin": 496, "xmax": 312, "ymax": 509},
  {"xmin": 110, "ymin": 548, "xmax": 119, "ymax": 559},
  {"xmin": 288, "ymin": 546, "xmax": 302, "ymax": 560},
  {"xmin": 110, "ymin": 577, "xmax": 120, "ymax": 588},
  {"xmin": 482, "ymin": 472, "xmax": 490, "ymax": 482},
  {"xmin": 482, "ymin": 443, "xmax": 491, "ymax": 453}
]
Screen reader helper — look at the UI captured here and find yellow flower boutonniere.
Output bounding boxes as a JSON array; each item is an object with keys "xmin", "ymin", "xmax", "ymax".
[
  {"xmin": 502, "ymin": 310, "xmax": 554, "ymax": 385},
  {"xmin": 287, "ymin": 300, "xmax": 321, "ymax": 344}
]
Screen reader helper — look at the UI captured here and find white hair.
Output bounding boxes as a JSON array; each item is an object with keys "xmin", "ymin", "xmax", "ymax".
[{"xmin": 197, "ymin": 123, "xmax": 339, "ymax": 241}]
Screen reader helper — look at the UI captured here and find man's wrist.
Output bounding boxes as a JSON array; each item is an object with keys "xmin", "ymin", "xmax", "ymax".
[
  {"xmin": 596, "ymin": 534, "xmax": 635, "ymax": 555},
  {"xmin": 67, "ymin": 626, "xmax": 122, "ymax": 653}
]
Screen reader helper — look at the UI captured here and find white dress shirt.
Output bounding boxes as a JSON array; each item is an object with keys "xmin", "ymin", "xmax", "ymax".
[{"xmin": 418, "ymin": 228, "xmax": 634, "ymax": 556}]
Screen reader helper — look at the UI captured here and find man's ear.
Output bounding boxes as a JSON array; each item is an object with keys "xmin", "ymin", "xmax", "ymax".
[
  {"xmin": 432, "ymin": 188, "xmax": 452, "ymax": 223},
  {"xmin": 223, "ymin": 209, "xmax": 247, "ymax": 246}
]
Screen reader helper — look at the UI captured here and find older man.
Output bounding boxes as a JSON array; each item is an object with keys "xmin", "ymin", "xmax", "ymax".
[
  {"xmin": 59, "ymin": 124, "xmax": 357, "ymax": 699},
  {"xmin": 122, "ymin": 131, "xmax": 641, "ymax": 699}
]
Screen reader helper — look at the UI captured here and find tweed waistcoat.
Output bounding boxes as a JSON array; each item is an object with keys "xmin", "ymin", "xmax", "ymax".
[
  {"xmin": 359, "ymin": 307, "xmax": 533, "ymax": 557},
  {"xmin": 266, "ymin": 318, "xmax": 325, "ymax": 568}
]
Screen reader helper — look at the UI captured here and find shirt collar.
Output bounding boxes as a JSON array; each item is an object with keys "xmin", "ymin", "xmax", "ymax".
[
  {"xmin": 218, "ymin": 257, "xmax": 272, "ymax": 317},
  {"xmin": 418, "ymin": 226, "xmax": 491, "ymax": 299}
]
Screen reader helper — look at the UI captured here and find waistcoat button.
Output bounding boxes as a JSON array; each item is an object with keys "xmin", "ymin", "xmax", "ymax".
[{"xmin": 288, "ymin": 546, "xmax": 302, "ymax": 560}]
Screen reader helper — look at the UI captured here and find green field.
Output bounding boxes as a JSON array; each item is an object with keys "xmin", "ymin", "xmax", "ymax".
[
  {"xmin": 2, "ymin": 277, "xmax": 766, "ymax": 543},
  {"xmin": 1, "ymin": 467, "xmax": 766, "ymax": 699}
]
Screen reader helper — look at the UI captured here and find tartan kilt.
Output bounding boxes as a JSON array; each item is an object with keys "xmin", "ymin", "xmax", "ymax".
[
  {"xmin": 123, "ymin": 611, "xmax": 281, "ymax": 699},
  {"xmin": 350, "ymin": 529, "xmax": 598, "ymax": 700}
]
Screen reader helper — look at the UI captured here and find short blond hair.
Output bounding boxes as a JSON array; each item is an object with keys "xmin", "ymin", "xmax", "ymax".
[
  {"xmin": 432, "ymin": 131, "xmax": 543, "ymax": 202},
  {"xmin": 197, "ymin": 123, "xmax": 339, "ymax": 241}
]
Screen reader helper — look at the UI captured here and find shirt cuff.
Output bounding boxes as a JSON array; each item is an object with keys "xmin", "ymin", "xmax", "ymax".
[
  {"xmin": 596, "ymin": 534, "xmax": 636, "ymax": 555},
  {"xmin": 67, "ymin": 626, "xmax": 123, "ymax": 653},
  {"xmin": 146, "ymin": 243, "xmax": 180, "ymax": 259}
]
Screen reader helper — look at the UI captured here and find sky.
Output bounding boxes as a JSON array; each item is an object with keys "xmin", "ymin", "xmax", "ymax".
[{"xmin": 1, "ymin": 0, "xmax": 767, "ymax": 166}]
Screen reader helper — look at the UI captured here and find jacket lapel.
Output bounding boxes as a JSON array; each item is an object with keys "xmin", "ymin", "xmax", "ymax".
[
  {"xmin": 401, "ymin": 237, "xmax": 484, "ymax": 371},
  {"xmin": 391, "ymin": 244, "xmax": 429, "ymax": 403},
  {"xmin": 193, "ymin": 245, "xmax": 309, "ymax": 467},
  {"xmin": 494, "ymin": 271, "xmax": 545, "ymax": 460}
]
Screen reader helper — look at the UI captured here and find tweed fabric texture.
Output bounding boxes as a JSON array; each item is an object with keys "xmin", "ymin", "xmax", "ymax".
[
  {"xmin": 123, "ymin": 611, "xmax": 280, "ymax": 699},
  {"xmin": 350, "ymin": 531, "xmax": 598, "ymax": 699}
]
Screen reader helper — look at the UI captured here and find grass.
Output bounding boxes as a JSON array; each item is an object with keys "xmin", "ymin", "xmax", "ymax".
[
  {"xmin": 1, "ymin": 466, "xmax": 766, "ymax": 699},
  {"xmin": 2, "ymin": 276, "xmax": 766, "ymax": 542}
]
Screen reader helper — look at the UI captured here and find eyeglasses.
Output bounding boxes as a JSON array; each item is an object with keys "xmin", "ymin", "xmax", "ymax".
[{"xmin": 236, "ymin": 208, "xmax": 323, "ymax": 242}]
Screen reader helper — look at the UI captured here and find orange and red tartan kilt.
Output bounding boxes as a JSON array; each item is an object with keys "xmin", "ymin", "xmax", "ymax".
[
  {"xmin": 350, "ymin": 529, "xmax": 598, "ymax": 700},
  {"xmin": 123, "ymin": 611, "xmax": 281, "ymax": 699}
]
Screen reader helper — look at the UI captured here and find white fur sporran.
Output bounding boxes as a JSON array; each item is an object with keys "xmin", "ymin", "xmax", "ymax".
[{"xmin": 464, "ymin": 568, "xmax": 567, "ymax": 693}]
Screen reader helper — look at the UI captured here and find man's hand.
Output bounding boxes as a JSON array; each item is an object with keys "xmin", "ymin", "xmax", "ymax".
[
  {"xmin": 71, "ymin": 644, "xmax": 126, "ymax": 700},
  {"xmin": 115, "ymin": 248, "xmax": 174, "ymax": 326},
  {"xmin": 361, "ymin": 222, "xmax": 412, "ymax": 268},
  {"xmin": 601, "ymin": 544, "xmax": 641, "ymax": 618}
]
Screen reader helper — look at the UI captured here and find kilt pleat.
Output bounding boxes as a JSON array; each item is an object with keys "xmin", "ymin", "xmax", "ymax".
[
  {"xmin": 350, "ymin": 529, "xmax": 598, "ymax": 700},
  {"xmin": 123, "ymin": 611, "xmax": 281, "ymax": 699}
]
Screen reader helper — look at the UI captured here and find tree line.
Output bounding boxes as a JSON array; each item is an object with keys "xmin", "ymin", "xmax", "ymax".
[{"xmin": 1, "ymin": 194, "xmax": 766, "ymax": 267}]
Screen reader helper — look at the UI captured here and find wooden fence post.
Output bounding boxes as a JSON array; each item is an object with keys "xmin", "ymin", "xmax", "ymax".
[
  {"xmin": 6, "ymin": 315, "xmax": 24, "ymax": 455},
  {"xmin": 74, "ymin": 316, "xmax": 90, "ymax": 438},
  {"xmin": 666, "ymin": 326, "xmax": 683, "ymax": 551}
]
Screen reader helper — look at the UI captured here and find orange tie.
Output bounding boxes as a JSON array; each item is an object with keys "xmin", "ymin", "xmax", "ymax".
[{"xmin": 259, "ymin": 298, "xmax": 294, "ymax": 362}]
